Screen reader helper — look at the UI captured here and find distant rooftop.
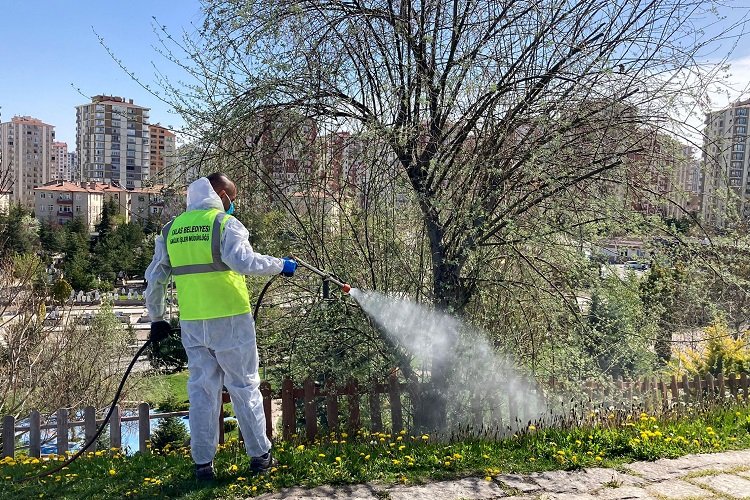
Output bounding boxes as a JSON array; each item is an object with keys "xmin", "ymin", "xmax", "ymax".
[
  {"xmin": 35, "ymin": 181, "xmax": 127, "ymax": 193},
  {"xmin": 7, "ymin": 116, "xmax": 53, "ymax": 127}
]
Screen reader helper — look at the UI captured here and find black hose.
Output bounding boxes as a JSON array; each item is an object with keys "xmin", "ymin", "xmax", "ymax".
[
  {"xmin": 253, "ymin": 274, "xmax": 278, "ymax": 321},
  {"xmin": 16, "ymin": 340, "xmax": 154, "ymax": 483}
]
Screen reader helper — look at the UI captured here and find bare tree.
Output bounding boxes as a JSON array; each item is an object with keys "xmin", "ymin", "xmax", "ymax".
[{"xmin": 141, "ymin": 0, "xmax": 748, "ymax": 429}]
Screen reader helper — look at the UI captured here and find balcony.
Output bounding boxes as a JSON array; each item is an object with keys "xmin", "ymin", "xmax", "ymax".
[
  {"xmin": 57, "ymin": 210, "xmax": 73, "ymax": 217},
  {"xmin": 57, "ymin": 197, "xmax": 73, "ymax": 204}
]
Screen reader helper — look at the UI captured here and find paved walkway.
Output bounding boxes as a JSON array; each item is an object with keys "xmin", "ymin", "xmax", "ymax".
[{"xmin": 255, "ymin": 449, "xmax": 750, "ymax": 499}]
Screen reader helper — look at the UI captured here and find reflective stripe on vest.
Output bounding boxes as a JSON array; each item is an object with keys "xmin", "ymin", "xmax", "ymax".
[{"xmin": 163, "ymin": 211, "xmax": 230, "ymax": 276}]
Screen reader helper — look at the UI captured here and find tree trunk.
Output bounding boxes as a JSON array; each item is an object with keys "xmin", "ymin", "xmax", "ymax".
[{"xmin": 411, "ymin": 215, "xmax": 471, "ymax": 432}]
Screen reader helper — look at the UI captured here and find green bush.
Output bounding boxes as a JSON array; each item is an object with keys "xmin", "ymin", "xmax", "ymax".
[
  {"xmin": 223, "ymin": 420, "xmax": 238, "ymax": 433},
  {"xmin": 150, "ymin": 395, "xmax": 189, "ymax": 451},
  {"xmin": 150, "ymin": 415, "xmax": 189, "ymax": 452}
]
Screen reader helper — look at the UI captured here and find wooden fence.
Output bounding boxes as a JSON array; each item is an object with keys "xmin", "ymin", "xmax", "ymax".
[{"xmin": 2, "ymin": 372, "xmax": 749, "ymax": 458}]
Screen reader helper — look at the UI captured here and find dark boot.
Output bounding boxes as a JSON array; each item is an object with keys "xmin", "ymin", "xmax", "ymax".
[
  {"xmin": 249, "ymin": 452, "xmax": 276, "ymax": 474},
  {"xmin": 195, "ymin": 462, "xmax": 215, "ymax": 481}
]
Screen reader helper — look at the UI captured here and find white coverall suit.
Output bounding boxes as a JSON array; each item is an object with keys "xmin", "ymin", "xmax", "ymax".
[{"xmin": 145, "ymin": 178, "xmax": 283, "ymax": 464}]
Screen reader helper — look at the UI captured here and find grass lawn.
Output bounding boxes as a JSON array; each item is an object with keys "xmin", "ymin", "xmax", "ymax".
[
  {"xmin": 140, "ymin": 371, "xmax": 190, "ymax": 406},
  {"xmin": 2, "ymin": 403, "xmax": 750, "ymax": 499}
]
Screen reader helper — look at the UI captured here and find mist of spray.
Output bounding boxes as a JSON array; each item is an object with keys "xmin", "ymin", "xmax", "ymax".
[{"xmin": 348, "ymin": 288, "xmax": 546, "ymax": 434}]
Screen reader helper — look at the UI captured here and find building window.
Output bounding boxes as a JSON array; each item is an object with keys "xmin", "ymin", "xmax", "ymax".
[
  {"xmin": 48, "ymin": 205, "xmax": 53, "ymax": 211},
  {"xmin": 75, "ymin": 205, "xmax": 80, "ymax": 213}
]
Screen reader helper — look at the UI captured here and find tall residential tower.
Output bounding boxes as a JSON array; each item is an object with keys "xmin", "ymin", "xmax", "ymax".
[
  {"xmin": 75, "ymin": 95, "xmax": 150, "ymax": 188},
  {"xmin": 0, "ymin": 116, "xmax": 56, "ymax": 207},
  {"xmin": 701, "ymin": 98, "xmax": 750, "ymax": 226}
]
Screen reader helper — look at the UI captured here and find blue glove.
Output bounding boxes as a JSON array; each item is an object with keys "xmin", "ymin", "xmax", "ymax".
[{"xmin": 281, "ymin": 257, "xmax": 297, "ymax": 277}]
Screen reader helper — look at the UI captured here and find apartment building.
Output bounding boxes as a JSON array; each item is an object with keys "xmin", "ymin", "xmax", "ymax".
[
  {"xmin": 626, "ymin": 131, "xmax": 699, "ymax": 219},
  {"xmin": 128, "ymin": 185, "xmax": 186, "ymax": 223},
  {"xmin": 0, "ymin": 116, "xmax": 56, "ymax": 207},
  {"xmin": 149, "ymin": 124, "xmax": 177, "ymax": 184},
  {"xmin": 701, "ymin": 98, "xmax": 750, "ymax": 226},
  {"xmin": 34, "ymin": 181, "xmax": 106, "ymax": 229},
  {"xmin": 67, "ymin": 151, "xmax": 78, "ymax": 182},
  {"xmin": 76, "ymin": 95, "xmax": 150, "ymax": 189},
  {"xmin": 51, "ymin": 142, "xmax": 69, "ymax": 181}
]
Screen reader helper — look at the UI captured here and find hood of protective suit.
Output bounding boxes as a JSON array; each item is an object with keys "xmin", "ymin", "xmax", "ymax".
[{"xmin": 186, "ymin": 177, "xmax": 225, "ymax": 212}]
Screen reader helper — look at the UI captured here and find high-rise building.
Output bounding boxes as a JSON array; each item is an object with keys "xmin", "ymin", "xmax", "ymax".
[
  {"xmin": 701, "ymin": 98, "xmax": 750, "ymax": 226},
  {"xmin": 51, "ymin": 142, "xmax": 69, "ymax": 181},
  {"xmin": 0, "ymin": 116, "xmax": 56, "ymax": 207},
  {"xmin": 67, "ymin": 151, "xmax": 79, "ymax": 181},
  {"xmin": 149, "ymin": 124, "xmax": 177, "ymax": 184},
  {"xmin": 76, "ymin": 95, "xmax": 150, "ymax": 188}
]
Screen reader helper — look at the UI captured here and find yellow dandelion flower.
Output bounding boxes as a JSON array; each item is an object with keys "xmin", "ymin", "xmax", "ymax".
[
  {"xmin": 108, "ymin": 469, "xmax": 116, "ymax": 476},
  {"xmin": 365, "ymin": 454, "xmax": 371, "ymax": 460},
  {"xmin": 485, "ymin": 476, "xmax": 492, "ymax": 481}
]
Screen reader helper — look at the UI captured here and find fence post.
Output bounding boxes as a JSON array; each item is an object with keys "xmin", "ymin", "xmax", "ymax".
[
  {"xmin": 693, "ymin": 374, "xmax": 702, "ymax": 402},
  {"xmin": 281, "ymin": 378, "xmax": 295, "ymax": 441},
  {"xmin": 29, "ymin": 410, "xmax": 41, "ymax": 458},
  {"xmin": 388, "ymin": 374, "xmax": 403, "ymax": 434},
  {"xmin": 304, "ymin": 378, "xmax": 318, "ymax": 441},
  {"xmin": 728, "ymin": 373, "xmax": 738, "ymax": 401},
  {"xmin": 368, "ymin": 380, "xmax": 382, "ymax": 433},
  {"xmin": 56, "ymin": 408, "xmax": 69, "ymax": 455},
  {"xmin": 138, "ymin": 402, "xmax": 150, "ymax": 453},
  {"xmin": 2, "ymin": 415, "xmax": 14, "ymax": 458},
  {"xmin": 471, "ymin": 392, "xmax": 482, "ymax": 431},
  {"xmin": 682, "ymin": 374, "xmax": 690, "ymax": 404},
  {"xmin": 219, "ymin": 390, "xmax": 230, "ymax": 445},
  {"xmin": 84, "ymin": 406, "xmax": 97, "ymax": 453},
  {"xmin": 110, "ymin": 406, "xmax": 121, "ymax": 450},
  {"xmin": 347, "ymin": 379, "xmax": 360, "ymax": 433},
  {"xmin": 717, "ymin": 373, "xmax": 725, "ymax": 400},
  {"xmin": 508, "ymin": 391, "xmax": 518, "ymax": 430},
  {"xmin": 659, "ymin": 380, "xmax": 669, "ymax": 412},
  {"xmin": 705, "ymin": 373, "xmax": 715, "ymax": 402},
  {"xmin": 670, "ymin": 376, "xmax": 679, "ymax": 405},
  {"xmin": 325, "ymin": 379, "xmax": 339, "ymax": 435},
  {"xmin": 260, "ymin": 381, "xmax": 273, "ymax": 441},
  {"xmin": 742, "ymin": 373, "xmax": 750, "ymax": 402}
]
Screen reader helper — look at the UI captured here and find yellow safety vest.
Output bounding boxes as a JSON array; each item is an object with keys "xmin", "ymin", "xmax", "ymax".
[{"xmin": 163, "ymin": 209, "xmax": 250, "ymax": 320}]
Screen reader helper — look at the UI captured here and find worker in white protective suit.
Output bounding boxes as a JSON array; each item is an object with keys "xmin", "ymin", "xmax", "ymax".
[{"xmin": 145, "ymin": 173, "xmax": 297, "ymax": 480}]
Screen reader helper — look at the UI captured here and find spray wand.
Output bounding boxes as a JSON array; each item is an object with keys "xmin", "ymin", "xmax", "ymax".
[{"xmin": 291, "ymin": 256, "xmax": 352, "ymax": 294}]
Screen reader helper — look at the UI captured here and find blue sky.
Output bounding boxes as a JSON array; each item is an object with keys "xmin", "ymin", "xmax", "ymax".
[
  {"xmin": 0, "ymin": 0, "xmax": 203, "ymax": 145},
  {"xmin": 0, "ymin": 1, "xmax": 749, "ymax": 148}
]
